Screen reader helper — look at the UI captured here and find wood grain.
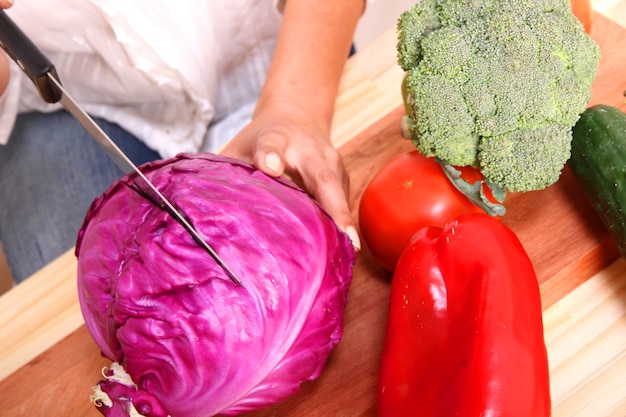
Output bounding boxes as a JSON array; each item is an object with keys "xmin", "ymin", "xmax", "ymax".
[
  {"xmin": 0, "ymin": 10, "xmax": 625, "ymax": 417},
  {"xmin": 0, "ymin": 326, "xmax": 108, "ymax": 417}
]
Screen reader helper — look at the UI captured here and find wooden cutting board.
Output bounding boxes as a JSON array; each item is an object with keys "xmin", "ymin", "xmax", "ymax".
[{"xmin": 0, "ymin": 11, "xmax": 625, "ymax": 417}]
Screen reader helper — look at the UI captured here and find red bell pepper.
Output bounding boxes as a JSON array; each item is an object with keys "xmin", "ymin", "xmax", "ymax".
[{"xmin": 377, "ymin": 213, "xmax": 550, "ymax": 417}]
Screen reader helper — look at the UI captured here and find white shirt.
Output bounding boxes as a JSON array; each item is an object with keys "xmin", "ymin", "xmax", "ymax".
[{"xmin": 0, "ymin": 0, "xmax": 283, "ymax": 158}]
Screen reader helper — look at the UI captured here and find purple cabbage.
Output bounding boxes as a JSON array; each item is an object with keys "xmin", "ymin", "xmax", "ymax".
[{"xmin": 75, "ymin": 153, "xmax": 356, "ymax": 417}]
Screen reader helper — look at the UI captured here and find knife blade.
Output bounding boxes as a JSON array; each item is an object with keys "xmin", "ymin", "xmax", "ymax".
[{"xmin": 0, "ymin": 10, "xmax": 244, "ymax": 287}]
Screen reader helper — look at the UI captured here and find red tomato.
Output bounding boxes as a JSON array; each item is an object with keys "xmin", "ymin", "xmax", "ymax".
[
  {"xmin": 571, "ymin": 0, "xmax": 593, "ymax": 34},
  {"xmin": 358, "ymin": 151, "xmax": 483, "ymax": 271}
]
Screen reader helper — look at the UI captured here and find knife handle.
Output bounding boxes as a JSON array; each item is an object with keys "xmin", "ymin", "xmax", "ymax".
[{"xmin": 0, "ymin": 9, "xmax": 61, "ymax": 103}]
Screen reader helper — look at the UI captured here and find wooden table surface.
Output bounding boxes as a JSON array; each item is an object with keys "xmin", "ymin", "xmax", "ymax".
[{"xmin": 1, "ymin": 7, "xmax": 626, "ymax": 417}]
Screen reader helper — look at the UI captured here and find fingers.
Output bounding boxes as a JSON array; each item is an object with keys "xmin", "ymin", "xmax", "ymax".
[
  {"xmin": 0, "ymin": 0, "xmax": 13, "ymax": 9},
  {"xmin": 225, "ymin": 124, "xmax": 361, "ymax": 251},
  {"xmin": 287, "ymin": 148, "xmax": 361, "ymax": 251},
  {"xmin": 255, "ymin": 142, "xmax": 287, "ymax": 178},
  {"xmin": 306, "ymin": 163, "xmax": 361, "ymax": 251}
]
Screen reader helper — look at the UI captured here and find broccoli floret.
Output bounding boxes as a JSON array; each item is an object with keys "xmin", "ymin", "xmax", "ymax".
[
  {"xmin": 397, "ymin": 0, "xmax": 600, "ymax": 192},
  {"xmin": 478, "ymin": 124, "xmax": 572, "ymax": 192}
]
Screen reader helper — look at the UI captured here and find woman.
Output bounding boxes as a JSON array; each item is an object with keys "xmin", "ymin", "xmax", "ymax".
[{"xmin": 0, "ymin": 0, "xmax": 363, "ymax": 282}]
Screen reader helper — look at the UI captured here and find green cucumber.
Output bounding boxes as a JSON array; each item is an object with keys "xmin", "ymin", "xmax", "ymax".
[{"xmin": 569, "ymin": 104, "xmax": 626, "ymax": 258}]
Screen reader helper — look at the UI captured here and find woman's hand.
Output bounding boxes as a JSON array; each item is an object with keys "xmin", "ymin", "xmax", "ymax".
[
  {"xmin": 221, "ymin": 98, "xmax": 359, "ymax": 250},
  {"xmin": 222, "ymin": 0, "xmax": 364, "ymax": 251}
]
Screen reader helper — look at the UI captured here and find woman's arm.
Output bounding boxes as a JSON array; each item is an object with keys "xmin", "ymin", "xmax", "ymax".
[{"xmin": 222, "ymin": 0, "xmax": 365, "ymax": 250}]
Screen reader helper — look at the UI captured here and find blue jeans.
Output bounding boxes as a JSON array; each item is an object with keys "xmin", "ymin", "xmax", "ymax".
[{"xmin": 0, "ymin": 111, "xmax": 161, "ymax": 283}]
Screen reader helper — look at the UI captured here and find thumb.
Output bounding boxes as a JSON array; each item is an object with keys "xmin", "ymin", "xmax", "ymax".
[
  {"xmin": 257, "ymin": 151, "xmax": 285, "ymax": 177},
  {"xmin": 251, "ymin": 130, "xmax": 289, "ymax": 178}
]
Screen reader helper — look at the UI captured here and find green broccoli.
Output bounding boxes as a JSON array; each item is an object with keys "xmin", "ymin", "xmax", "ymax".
[{"xmin": 398, "ymin": 0, "xmax": 600, "ymax": 193}]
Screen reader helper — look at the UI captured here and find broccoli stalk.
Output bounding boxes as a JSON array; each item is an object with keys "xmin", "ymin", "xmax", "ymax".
[
  {"xmin": 439, "ymin": 160, "xmax": 507, "ymax": 216},
  {"xmin": 397, "ymin": 0, "xmax": 601, "ymax": 195}
]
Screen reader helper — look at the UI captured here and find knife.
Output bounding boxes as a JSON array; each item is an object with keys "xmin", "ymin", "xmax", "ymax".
[{"xmin": 0, "ymin": 10, "xmax": 244, "ymax": 287}]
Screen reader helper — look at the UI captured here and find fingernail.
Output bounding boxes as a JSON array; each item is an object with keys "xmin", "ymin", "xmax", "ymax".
[
  {"xmin": 264, "ymin": 153, "xmax": 281, "ymax": 174},
  {"xmin": 345, "ymin": 226, "xmax": 361, "ymax": 251}
]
